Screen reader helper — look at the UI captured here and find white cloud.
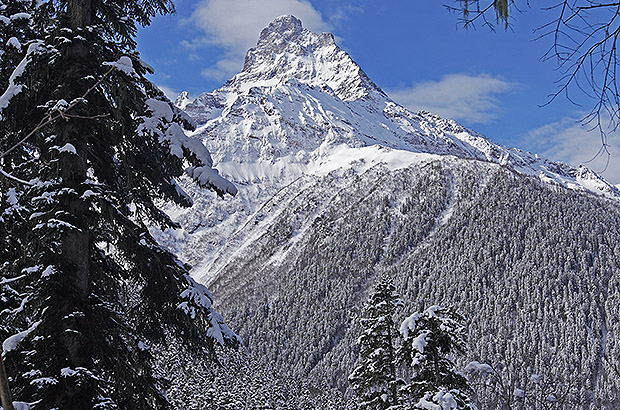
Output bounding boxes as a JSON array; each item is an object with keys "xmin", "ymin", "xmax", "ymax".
[
  {"xmin": 387, "ymin": 73, "xmax": 516, "ymax": 124},
  {"xmin": 157, "ymin": 85, "xmax": 182, "ymax": 101},
  {"xmin": 200, "ymin": 58, "xmax": 246, "ymax": 83},
  {"xmin": 188, "ymin": 0, "xmax": 331, "ymax": 80},
  {"xmin": 327, "ymin": 5, "xmax": 364, "ymax": 28},
  {"xmin": 523, "ymin": 116, "xmax": 620, "ymax": 185}
]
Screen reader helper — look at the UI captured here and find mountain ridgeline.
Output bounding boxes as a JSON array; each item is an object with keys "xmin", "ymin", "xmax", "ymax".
[{"xmin": 160, "ymin": 15, "xmax": 620, "ymax": 408}]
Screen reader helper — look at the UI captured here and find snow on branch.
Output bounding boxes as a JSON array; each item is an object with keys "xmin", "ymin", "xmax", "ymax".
[
  {"xmin": 178, "ymin": 275, "xmax": 241, "ymax": 346},
  {"xmin": 102, "ymin": 56, "xmax": 136, "ymax": 76},
  {"xmin": 0, "ymin": 41, "xmax": 45, "ymax": 113},
  {"xmin": 465, "ymin": 360, "xmax": 494, "ymax": 376},
  {"xmin": 0, "ymin": 168, "xmax": 33, "ymax": 186},
  {"xmin": 186, "ymin": 165, "xmax": 238, "ymax": 197},
  {"xmin": 2, "ymin": 321, "xmax": 41, "ymax": 355},
  {"xmin": 139, "ymin": 98, "xmax": 238, "ymax": 196}
]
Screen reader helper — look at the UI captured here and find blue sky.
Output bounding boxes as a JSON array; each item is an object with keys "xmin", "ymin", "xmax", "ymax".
[{"xmin": 136, "ymin": 0, "xmax": 620, "ymax": 184}]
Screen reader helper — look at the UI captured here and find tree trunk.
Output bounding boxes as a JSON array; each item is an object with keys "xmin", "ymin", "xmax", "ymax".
[
  {"xmin": 0, "ymin": 355, "xmax": 15, "ymax": 410},
  {"xmin": 59, "ymin": 140, "xmax": 90, "ymax": 300},
  {"xmin": 57, "ymin": 0, "xmax": 94, "ymax": 367},
  {"xmin": 386, "ymin": 317, "xmax": 398, "ymax": 405},
  {"xmin": 59, "ymin": 0, "xmax": 94, "ymax": 301},
  {"xmin": 68, "ymin": 0, "xmax": 93, "ymax": 28}
]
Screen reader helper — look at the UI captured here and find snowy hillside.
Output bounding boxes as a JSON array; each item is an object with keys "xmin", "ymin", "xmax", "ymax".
[
  {"xmin": 154, "ymin": 15, "xmax": 620, "ymax": 408},
  {"xmin": 155, "ymin": 14, "xmax": 619, "ymax": 283},
  {"xmin": 206, "ymin": 159, "xmax": 620, "ymax": 408}
]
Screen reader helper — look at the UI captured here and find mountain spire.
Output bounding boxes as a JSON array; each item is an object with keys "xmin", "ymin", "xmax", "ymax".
[
  {"xmin": 257, "ymin": 14, "xmax": 305, "ymax": 45},
  {"xmin": 231, "ymin": 15, "xmax": 385, "ymax": 102},
  {"xmin": 180, "ymin": 15, "xmax": 619, "ymax": 199}
]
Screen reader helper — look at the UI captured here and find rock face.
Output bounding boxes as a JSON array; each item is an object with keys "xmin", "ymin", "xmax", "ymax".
[
  {"xmin": 239, "ymin": 15, "xmax": 384, "ymax": 102},
  {"xmin": 157, "ymin": 15, "xmax": 620, "ymax": 408},
  {"xmin": 174, "ymin": 91, "xmax": 191, "ymax": 110}
]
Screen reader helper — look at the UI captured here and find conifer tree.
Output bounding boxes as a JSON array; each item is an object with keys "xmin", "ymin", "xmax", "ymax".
[
  {"xmin": 395, "ymin": 306, "xmax": 475, "ymax": 410},
  {"xmin": 0, "ymin": 0, "xmax": 238, "ymax": 408},
  {"xmin": 349, "ymin": 277, "xmax": 403, "ymax": 410}
]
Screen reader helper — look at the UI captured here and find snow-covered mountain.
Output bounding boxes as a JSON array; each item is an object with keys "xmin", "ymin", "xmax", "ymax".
[
  {"xmin": 182, "ymin": 15, "xmax": 618, "ymax": 197},
  {"xmin": 158, "ymin": 14, "xmax": 619, "ymax": 283},
  {"xmin": 156, "ymin": 15, "xmax": 620, "ymax": 408}
]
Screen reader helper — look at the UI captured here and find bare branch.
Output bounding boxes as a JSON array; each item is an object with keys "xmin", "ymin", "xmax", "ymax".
[
  {"xmin": 452, "ymin": 1, "xmax": 620, "ymax": 174},
  {"xmin": 0, "ymin": 168, "xmax": 33, "ymax": 186},
  {"xmin": 0, "ymin": 67, "xmax": 114, "ymax": 161}
]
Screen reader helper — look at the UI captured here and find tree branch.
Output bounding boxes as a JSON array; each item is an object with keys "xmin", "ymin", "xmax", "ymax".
[
  {"xmin": 0, "ymin": 67, "xmax": 114, "ymax": 161},
  {"xmin": 0, "ymin": 67, "xmax": 115, "ymax": 185},
  {"xmin": 0, "ymin": 168, "xmax": 33, "ymax": 186}
]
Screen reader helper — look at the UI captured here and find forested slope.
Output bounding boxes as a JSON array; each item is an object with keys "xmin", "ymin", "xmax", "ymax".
[{"xmin": 208, "ymin": 159, "xmax": 620, "ymax": 408}]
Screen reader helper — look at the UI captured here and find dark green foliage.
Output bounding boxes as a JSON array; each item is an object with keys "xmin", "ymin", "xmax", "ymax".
[
  {"xmin": 349, "ymin": 278, "xmax": 403, "ymax": 409},
  {"xmin": 0, "ymin": 0, "xmax": 237, "ymax": 408},
  {"xmin": 348, "ymin": 284, "xmax": 475, "ymax": 410}
]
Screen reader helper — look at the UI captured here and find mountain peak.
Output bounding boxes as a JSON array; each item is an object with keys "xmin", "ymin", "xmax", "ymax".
[
  {"xmin": 231, "ymin": 15, "xmax": 383, "ymax": 102},
  {"xmin": 254, "ymin": 14, "xmax": 336, "ymax": 50},
  {"xmin": 174, "ymin": 91, "xmax": 191, "ymax": 109},
  {"xmin": 181, "ymin": 15, "xmax": 619, "ymax": 200},
  {"xmin": 257, "ymin": 14, "xmax": 304, "ymax": 44}
]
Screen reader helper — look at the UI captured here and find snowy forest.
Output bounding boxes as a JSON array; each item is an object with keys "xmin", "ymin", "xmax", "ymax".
[
  {"xmin": 2, "ymin": 1, "xmax": 620, "ymax": 410},
  {"xmin": 209, "ymin": 160, "xmax": 620, "ymax": 409}
]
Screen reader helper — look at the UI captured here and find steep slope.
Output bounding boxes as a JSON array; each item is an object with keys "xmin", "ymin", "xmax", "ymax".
[
  {"xmin": 208, "ymin": 160, "xmax": 620, "ymax": 408},
  {"xmin": 155, "ymin": 15, "xmax": 620, "ymax": 408},
  {"xmin": 158, "ymin": 15, "xmax": 619, "ymax": 285}
]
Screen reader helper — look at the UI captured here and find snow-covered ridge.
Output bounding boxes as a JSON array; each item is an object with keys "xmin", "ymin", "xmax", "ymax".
[
  {"xmin": 180, "ymin": 15, "xmax": 618, "ymax": 200},
  {"xmin": 152, "ymin": 15, "xmax": 620, "ymax": 281}
]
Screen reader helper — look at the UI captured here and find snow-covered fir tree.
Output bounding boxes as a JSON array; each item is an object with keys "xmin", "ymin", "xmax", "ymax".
[
  {"xmin": 0, "ymin": 0, "xmax": 237, "ymax": 408},
  {"xmin": 395, "ymin": 305, "xmax": 475, "ymax": 410},
  {"xmin": 349, "ymin": 277, "xmax": 403, "ymax": 409},
  {"xmin": 465, "ymin": 349, "xmax": 583, "ymax": 409}
]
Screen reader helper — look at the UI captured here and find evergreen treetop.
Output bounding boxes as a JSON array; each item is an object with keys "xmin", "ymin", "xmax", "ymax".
[
  {"xmin": 396, "ymin": 305, "xmax": 475, "ymax": 410},
  {"xmin": 349, "ymin": 277, "xmax": 403, "ymax": 410}
]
